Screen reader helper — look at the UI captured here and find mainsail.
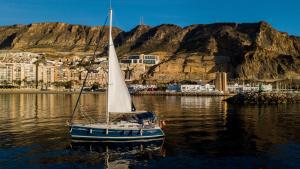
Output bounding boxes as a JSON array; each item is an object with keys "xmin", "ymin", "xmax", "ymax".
[{"xmin": 107, "ymin": 9, "xmax": 132, "ymax": 113}]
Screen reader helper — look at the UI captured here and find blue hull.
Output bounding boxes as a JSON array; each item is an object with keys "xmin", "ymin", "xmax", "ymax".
[{"xmin": 70, "ymin": 126, "xmax": 165, "ymax": 142}]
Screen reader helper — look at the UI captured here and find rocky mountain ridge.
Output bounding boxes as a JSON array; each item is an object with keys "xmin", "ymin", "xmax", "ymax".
[{"xmin": 0, "ymin": 21, "xmax": 300, "ymax": 82}]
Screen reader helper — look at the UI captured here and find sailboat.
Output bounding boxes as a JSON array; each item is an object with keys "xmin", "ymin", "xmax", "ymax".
[{"xmin": 69, "ymin": 9, "xmax": 165, "ymax": 142}]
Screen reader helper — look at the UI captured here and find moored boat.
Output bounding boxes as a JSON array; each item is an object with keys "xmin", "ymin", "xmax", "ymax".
[{"xmin": 69, "ymin": 8, "xmax": 165, "ymax": 142}]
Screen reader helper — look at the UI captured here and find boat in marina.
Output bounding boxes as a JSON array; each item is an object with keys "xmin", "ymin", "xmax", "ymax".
[{"xmin": 68, "ymin": 8, "xmax": 165, "ymax": 142}]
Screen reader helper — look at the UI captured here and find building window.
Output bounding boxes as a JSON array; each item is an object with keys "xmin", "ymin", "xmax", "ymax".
[
  {"xmin": 128, "ymin": 55, "xmax": 140, "ymax": 60},
  {"xmin": 120, "ymin": 59, "xmax": 132, "ymax": 64},
  {"xmin": 144, "ymin": 55, "xmax": 156, "ymax": 60},
  {"xmin": 143, "ymin": 60, "xmax": 156, "ymax": 64}
]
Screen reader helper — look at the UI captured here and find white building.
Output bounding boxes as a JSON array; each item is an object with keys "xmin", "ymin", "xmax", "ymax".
[
  {"xmin": 120, "ymin": 54, "xmax": 160, "ymax": 65},
  {"xmin": 228, "ymin": 83, "xmax": 273, "ymax": 93},
  {"xmin": 181, "ymin": 84, "xmax": 215, "ymax": 92}
]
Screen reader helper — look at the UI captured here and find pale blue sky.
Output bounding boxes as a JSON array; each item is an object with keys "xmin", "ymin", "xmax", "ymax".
[{"xmin": 0, "ymin": 0, "xmax": 299, "ymax": 35}]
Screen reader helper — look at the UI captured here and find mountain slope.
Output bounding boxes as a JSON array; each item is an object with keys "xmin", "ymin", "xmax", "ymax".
[{"xmin": 0, "ymin": 21, "xmax": 300, "ymax": 81}]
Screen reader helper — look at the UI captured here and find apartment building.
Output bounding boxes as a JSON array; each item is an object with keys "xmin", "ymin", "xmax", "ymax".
[
  {"xmin": 0, "ymin": 64, "xmax": 13, "ymax": 84},
  {"xmin": 120, "ymin": 54, "xmax": 160, "ymax": 65},
  {"xmin": 0, "ymin": 62, "xmax": 55, "ymax": 88}
]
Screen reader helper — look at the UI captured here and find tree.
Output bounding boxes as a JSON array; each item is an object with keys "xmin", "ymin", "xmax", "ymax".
[
  {"xmin": 13, "ymin": 80, "xmax": 22, "ymax": 88},
  {"xmin": 91, "ymin": 82, "xmax": 100, "ymax": 91},
  {"xmin": 64, "ymin": 81, "xmax": 72, "ymax": 89},
  {"xmin": 22, "ymin": 78, "xmax": 27, "ymax": 88},
  {"xmin": 38, "ymin": 80, "xmax": 44, "ymax": 89},
  {"xmin": 2, "ymin": 80, "xmax": 8, "ymax": 88},
  {"xmin": 259, "ymin": 83, "xmax": 264, "ymax": 93}
]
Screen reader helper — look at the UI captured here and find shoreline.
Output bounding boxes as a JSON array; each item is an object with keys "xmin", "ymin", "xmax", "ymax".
[
  {"xmin": 132, "ymin": 91, "xmax": 232, "ymax": 96},
  {"xmin": 0, "ymin": 89, "xmax": 232, "ymax": 96},
  {"xmin": 0, "ymin": 89, "xmax": 102, "ymax": 94}
]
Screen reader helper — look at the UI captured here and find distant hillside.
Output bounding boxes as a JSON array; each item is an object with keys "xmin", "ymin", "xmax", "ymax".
[{"xmin": 0, "ymin": 21, "xmax": 300, "ymax": 82}]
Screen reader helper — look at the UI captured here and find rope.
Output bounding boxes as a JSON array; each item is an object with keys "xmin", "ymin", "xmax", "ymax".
[{"xmin": 70, "ymin": 15, "xmax": 109, "ymax": 124}]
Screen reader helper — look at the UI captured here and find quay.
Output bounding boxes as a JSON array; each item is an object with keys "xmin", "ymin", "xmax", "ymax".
[
  {"xmin": 0, "ymin": 89, "xmax": 102, "ymax": 94},
  {"xmin": 132, "ymin": 91, "xmax": 231, "ymax": 96},
  {"xmin": 0, "ymin": 89, "xmax": 231, "ymax": 96}
]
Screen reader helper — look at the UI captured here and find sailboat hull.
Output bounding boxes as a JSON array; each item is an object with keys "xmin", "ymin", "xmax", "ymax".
[{"xmin": 70, "ymin": 125, "xmax": 165, "ymax": 142}]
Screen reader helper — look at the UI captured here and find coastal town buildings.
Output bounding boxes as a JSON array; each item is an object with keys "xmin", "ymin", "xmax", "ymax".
[
  {"xmin": 0, "ymin": 52, "xmax": 161, "ymax": 89},
  {"xmin": 0, "ymin": 52, "xmax": 280, "ymax": 92}
]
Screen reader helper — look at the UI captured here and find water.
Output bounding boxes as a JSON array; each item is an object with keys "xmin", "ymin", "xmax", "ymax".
[{"xmin": 0, "ymin": 94, "xmax": 300, "ymax": 169}]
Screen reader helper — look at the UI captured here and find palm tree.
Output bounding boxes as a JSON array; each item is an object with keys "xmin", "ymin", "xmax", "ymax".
[
  {"xmin": 22, "ymin": 78, "xmax": 27, "ymax": 88},
  {"xmin": 38, "ymin": 80, "xmax": 44, "ymax": 89},
  {"xmin": 33, "ymin": 56, "xmax": 46, "ymax": 89},
  {"xmin": 13, "ymin": 80, "xmax": 22, "ymax": 88}
]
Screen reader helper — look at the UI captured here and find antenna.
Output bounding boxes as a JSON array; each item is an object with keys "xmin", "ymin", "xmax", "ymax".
[
  {"xmin": 109, "ymin": 0, "xmax": 112, "ymax": 9},
  {"xmin": 140, "ymin": 16, "xmax": 144, "ymax": 26}
]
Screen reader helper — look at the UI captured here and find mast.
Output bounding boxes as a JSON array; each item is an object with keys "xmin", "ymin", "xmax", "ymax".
[{"xmin": 106, "ymin": 8, "xmax": 113, "ymax": 128}]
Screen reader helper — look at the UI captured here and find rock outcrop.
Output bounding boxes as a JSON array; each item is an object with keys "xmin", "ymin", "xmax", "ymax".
[
  {"xmin": 225, "ymin": 92, "xmax": 300, "ymax": 104},
  {"xmin": 1, "ymin": 21, "xmax": 300, "ymax": 82}
]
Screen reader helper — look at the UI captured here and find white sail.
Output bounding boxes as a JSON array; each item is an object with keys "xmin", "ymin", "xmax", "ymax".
[{"xmin": 108, "ymin": 9, "xmax": 132, "ymax": 113}]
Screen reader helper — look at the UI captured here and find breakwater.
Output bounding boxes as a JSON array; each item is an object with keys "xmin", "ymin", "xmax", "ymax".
[
  {"xmin": 132, "ymin": 91, "xmax": 230, "ymax": 96},
  {"xmin": 225, "ymin": 92, "xmax": 300, "ymax": 104}
]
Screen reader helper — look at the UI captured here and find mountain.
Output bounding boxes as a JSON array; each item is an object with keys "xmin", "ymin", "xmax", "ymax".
[{"xmin": 0, "ymin": 22, "xmax": 300, "ymax": 82}]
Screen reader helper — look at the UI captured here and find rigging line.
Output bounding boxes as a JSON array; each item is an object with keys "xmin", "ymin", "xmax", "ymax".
[{"xmin": 69, "ymin": 15, "xmax": 109, "ymax": 124}]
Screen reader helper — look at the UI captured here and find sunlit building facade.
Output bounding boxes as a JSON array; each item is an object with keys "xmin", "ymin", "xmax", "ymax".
[{"xmin": 120, "ymin": 54, "xmax": 160, "ymax": 65}]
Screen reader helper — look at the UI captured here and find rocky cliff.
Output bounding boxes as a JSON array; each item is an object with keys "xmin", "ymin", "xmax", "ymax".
[{"xmin": 0, "ymin": 22, "xmax": 300, "ymax": 82}]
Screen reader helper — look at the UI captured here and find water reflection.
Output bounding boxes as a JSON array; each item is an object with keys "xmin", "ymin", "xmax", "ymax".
[
  {"xmin": 68, "ymin": 139, "xmax": 165, "ymax": 169},
  {"xmin": 0, "ymin": 94, "xmax": 300, "ymax": 169},
  {"xmin": 180, "ymin": 96, "xmax": 213, "ymax": 109}
]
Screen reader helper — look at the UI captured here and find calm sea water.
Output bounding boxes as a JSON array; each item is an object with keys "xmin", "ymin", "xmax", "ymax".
[{"xmin": 0, "ymin": 94, "xmax": 300, "ymax": 169}]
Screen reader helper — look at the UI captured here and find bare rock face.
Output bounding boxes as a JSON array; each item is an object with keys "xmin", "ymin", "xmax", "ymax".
[
  {"xmin": 115, "ymin": 25, "xmax": 151, "ymax": 55},
  {"xmin": 0, "ymin": 21, "xmax": 300, "ymax": 82},
  {"xmin": 237, "ymin": 22, "xmax": 300, "ymax": 80},
  {"xmin": 0, "ymin": 22, "xmax": 122, "ymax": 53}
]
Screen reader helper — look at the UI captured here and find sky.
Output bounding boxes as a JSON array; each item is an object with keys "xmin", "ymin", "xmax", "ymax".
[{"xmin": 0, "ymin": 0, "xmax": 299, "ymax": 35}]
